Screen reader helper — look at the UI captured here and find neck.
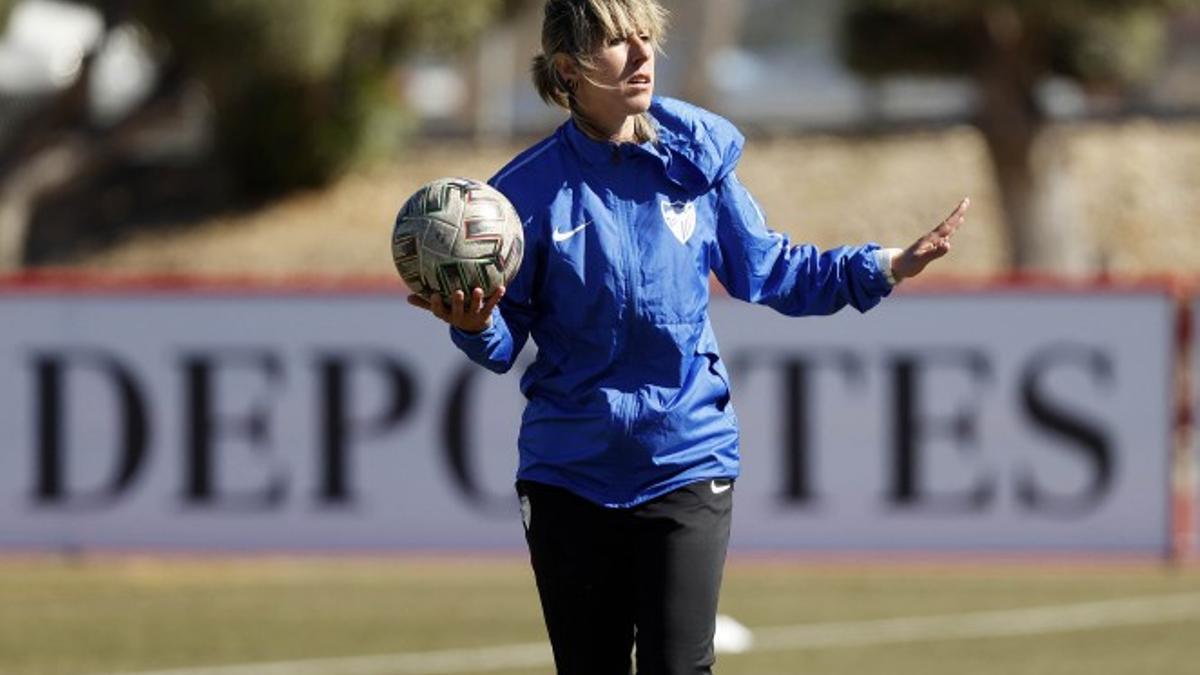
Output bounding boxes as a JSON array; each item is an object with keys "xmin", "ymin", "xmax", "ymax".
[{"xmin": 573, "ymin": 109, "xmax": 638, "ymax": 144}]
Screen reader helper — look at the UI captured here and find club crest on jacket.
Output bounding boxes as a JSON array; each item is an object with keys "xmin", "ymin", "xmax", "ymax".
[{"xmin": 661, "ymin": 199, "xmax": 697, "ymax": 245}]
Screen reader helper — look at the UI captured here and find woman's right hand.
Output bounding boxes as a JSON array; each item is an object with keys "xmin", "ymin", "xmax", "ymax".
[{"xmin": 407, "ymin": 287, "xmax": 505, "ymax": 335}]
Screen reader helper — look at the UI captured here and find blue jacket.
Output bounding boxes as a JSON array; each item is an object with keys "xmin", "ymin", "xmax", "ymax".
[{"xmin": 451, "ymin": 98, "xmax": 893, "ymax": 508}]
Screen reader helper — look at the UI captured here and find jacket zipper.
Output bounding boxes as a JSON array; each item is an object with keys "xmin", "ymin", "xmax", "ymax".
[{"xmin": 612, "ymin": 183, "xmax": 639, "ymax": 438}]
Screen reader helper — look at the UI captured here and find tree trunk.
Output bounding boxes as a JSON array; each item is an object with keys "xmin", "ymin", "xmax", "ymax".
[
  {"xmin": 470, "ymin": 2, "xmax": 535, "ymax": 140},
  {"xmin": 976, "ymin": 7, "xmax": 1090, "ymax": 277},
  {"xmin": 0, "ymin": 143, "xmax": 88, "ymax": 270},
  {"xmin": 0, "ymin": 22, "xmax": 196, "ymax": 270},
  {"xmin": 678, "ymin": 0, "xmax": 746, "ymax": 110}
]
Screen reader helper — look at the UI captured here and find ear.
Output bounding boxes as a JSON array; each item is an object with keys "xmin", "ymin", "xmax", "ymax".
[{"xmin": 553, "ymin": 53, "xmax": 580, "ymax": 87}]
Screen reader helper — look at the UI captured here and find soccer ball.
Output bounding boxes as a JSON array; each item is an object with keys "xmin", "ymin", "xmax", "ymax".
[{"xmin": 391, "ymin": 177, "xmax": 524, "ymax": 301}]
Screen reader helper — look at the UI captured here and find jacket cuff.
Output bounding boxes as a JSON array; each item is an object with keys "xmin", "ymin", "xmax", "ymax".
[
  {"xmin": 874, "ymin": 248, "xmax": 903, "ymax": 287},
  {"xmin": 450, "ymin": 321, "xmax": 500, "ymax": 350}
]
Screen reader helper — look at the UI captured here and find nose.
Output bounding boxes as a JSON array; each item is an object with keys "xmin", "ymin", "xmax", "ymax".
[{"xmin": 628, "ymin": 34, "xmax": 652, "ymax": 63}]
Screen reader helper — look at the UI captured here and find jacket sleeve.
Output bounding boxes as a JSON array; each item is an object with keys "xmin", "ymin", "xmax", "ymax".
[
  {"xmin": 711, "ymin": 171, "xmax": 895, "ymax": 316},
  {"xmin": 449, "ymin": 297, "xmax": 535, "ymax": 375}
]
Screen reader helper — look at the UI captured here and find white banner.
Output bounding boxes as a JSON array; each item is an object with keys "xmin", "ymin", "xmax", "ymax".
[
  {"xmin": 0, "ymin": 287, "xmax": 1175, "ymax": 554},
  {"xmin": 720, "ymin": 292, "xmax": 1173, "ymax": 554}
]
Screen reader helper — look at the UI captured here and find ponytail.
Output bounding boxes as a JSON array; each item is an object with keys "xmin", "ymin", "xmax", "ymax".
[{"xmin": 532, "ymin": 53, "xmax": 571, "ymax": 110}]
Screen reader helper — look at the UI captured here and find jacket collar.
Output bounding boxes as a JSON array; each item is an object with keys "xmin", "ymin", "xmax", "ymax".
[
  {"xmin": 561, "ymin": 115, "xmax": 665, "ymax": 168},
  {"xmin": 559, "ymin": 108, "xmax": 721, "ymax": 192}
]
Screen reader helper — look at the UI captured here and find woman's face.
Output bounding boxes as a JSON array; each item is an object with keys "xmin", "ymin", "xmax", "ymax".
[{"xmin": 567, "ymin": 30, "xmax": 656, "ymax": 130}]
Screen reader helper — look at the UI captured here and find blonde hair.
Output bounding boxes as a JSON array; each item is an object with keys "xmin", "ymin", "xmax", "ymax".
[{"xmin": 532, "ymin": 0, "xmax": 669, "ymax": 144}]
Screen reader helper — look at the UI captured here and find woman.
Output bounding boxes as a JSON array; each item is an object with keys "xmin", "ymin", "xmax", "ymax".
[{"xmin": 408, "ymin": 0, "xmax": 969, "ymax": 672}]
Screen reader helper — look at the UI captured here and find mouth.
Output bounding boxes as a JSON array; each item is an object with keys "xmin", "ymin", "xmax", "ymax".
[{"xmin": 628, "ymin": 74, "xmax": 653, "ymax": 87}]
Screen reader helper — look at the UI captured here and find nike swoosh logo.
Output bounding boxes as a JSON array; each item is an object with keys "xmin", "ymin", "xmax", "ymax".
[
  {"xmin": 552, "ymin": 221, "xmax": 591, "ymax": 243},
  {"xmin": 711, "ymin": 480, "xmax": 732, "ymax": 495}
]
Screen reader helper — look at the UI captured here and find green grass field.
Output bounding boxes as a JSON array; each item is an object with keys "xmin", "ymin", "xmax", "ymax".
[{"xmin": 2, "ymin": 555, "xmax": 1198, "ymax": 675}]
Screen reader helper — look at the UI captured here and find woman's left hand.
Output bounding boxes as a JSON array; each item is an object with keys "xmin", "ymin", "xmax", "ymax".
[{"xmin": 891, "ymin": 198, "xmax": 970, "ymax": 282}]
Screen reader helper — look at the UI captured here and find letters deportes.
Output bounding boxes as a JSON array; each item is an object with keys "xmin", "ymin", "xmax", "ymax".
[
  {"xmin": 0, "ymin": 292, "xmax": 1175, "ymax": 553},
  {"xmin": 27, "ymin": 344, "xmax": 1115, "ymax": 514}
]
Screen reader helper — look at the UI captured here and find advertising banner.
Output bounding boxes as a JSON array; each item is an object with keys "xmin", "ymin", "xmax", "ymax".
[
  {"xmin": 0, "ymin": 286, "xmax": 1176, "ymax": 554},
  {"xmin": 718, "ymin": 292, "xmax": 1173, "ymax": 554}
]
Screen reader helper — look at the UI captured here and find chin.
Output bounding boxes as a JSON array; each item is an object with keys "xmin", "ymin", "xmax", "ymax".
[{"xmin": 627, "ymin": 91, "xmax": 654, "ymax": 113}]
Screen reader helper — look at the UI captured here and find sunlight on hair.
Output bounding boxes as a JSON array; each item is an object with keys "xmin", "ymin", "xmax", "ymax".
[
  {"xmin": 533, "ymin": 0, "xmax": 669, "ymax": 108},
  {"xmin": 585, "ymin": 0, "xmax": 669, "ymax": 52},
  {"xmin": 532, "ymin": 0, "xmax": 670, "ymax": 143}
]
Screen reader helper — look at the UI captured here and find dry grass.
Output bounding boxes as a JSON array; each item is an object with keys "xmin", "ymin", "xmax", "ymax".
[
  {"xmin": 1, "ymin": 556, "xmax": 1198, "ymax": 675},
  {"xmin": 75, "ymin": 120, "xmax": 1200, "ymax": 282}
]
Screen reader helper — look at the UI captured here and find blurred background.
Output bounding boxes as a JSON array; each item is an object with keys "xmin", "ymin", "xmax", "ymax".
[
  {"xmin": 0, "ymin": 0, "xmax": 1197, "ymax": 278},
  {"xmin": 2, "ymin": 1, "xmax": 1200, "ymax": 675}
]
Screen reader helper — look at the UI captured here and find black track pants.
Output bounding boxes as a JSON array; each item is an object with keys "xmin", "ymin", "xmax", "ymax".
[{"xmin": 517, "ymin": 479, "xmax": 733, "ymax": 675}]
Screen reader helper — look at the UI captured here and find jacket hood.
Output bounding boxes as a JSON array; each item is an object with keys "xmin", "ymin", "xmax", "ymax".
[{"xmin": 650, "ymin": 97, "xmax": 745, "ymax": 192}]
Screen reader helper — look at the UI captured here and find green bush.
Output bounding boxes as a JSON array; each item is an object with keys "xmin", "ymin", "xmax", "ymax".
[{"xmin": 90, "ymin": 0, "xmax": 508, "ymax": 197}]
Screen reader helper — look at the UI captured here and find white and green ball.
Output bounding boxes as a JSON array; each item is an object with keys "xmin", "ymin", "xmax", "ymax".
[{"xmin": 392, "ymin": 177, "xmax": 524, "ymax": 300}]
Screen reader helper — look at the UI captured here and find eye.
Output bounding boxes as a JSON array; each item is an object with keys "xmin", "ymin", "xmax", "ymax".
[{"xmin": 607, "ymin": 35, "xmax": 626, "ymax": 47}]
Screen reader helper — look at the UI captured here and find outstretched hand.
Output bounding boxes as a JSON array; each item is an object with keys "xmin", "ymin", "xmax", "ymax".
[
  {"xmin": 891, "ymin": 198, "xmax": 971, "ymax": 282},
  {"xmin": 407, "ymin": 287, "xmax": 505, "ymax": 334}
]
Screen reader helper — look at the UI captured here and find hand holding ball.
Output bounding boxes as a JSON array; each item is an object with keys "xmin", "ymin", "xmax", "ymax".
[{"xmin": 392, "ymin": 177, "xmax": 524, "ymax": 302}]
